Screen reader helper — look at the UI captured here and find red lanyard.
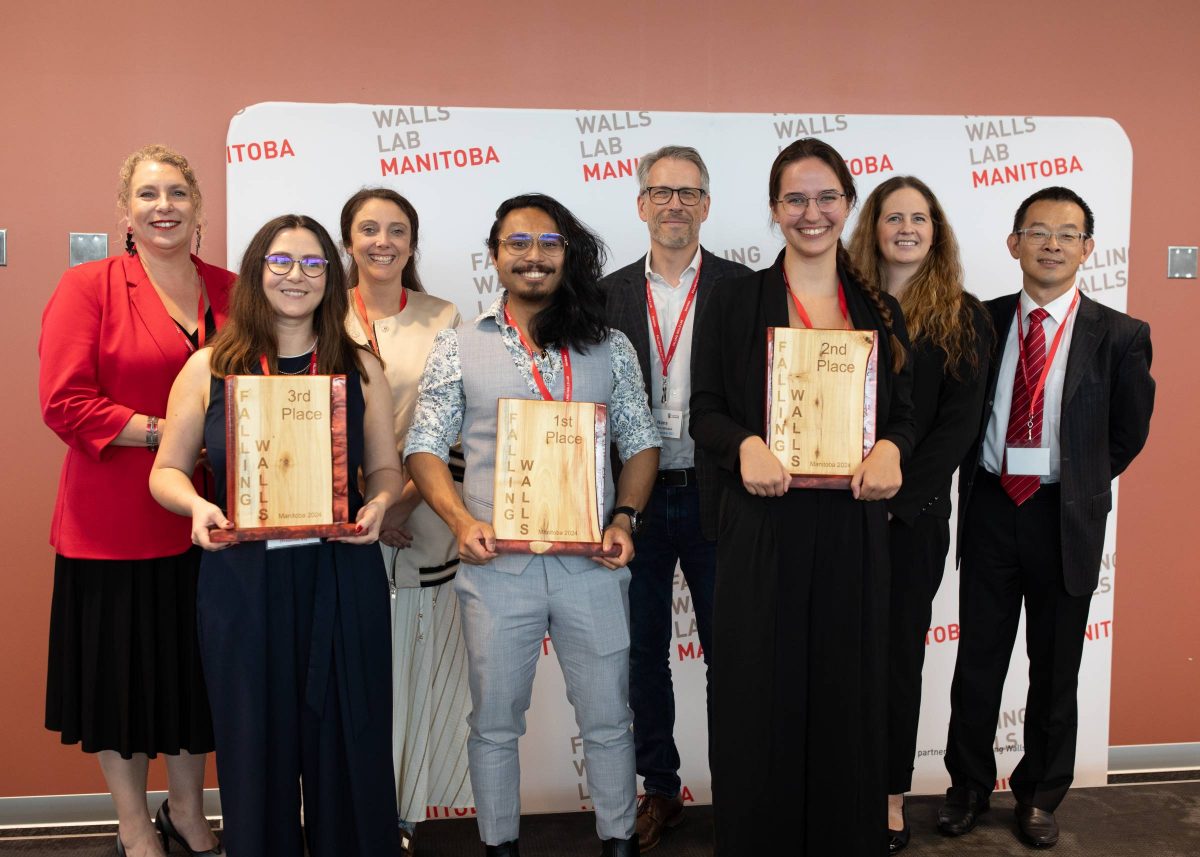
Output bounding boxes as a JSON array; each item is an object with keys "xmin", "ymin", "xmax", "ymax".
[
  {"xmin": 782, "ymin": 269, "xmax": 849, "ymax": 329},
  {"xmin": 259, "ymin": 350, "xmax": 318, "ymax": 375},
  {"xmin": 179, "ymin": 271, "xmax": 211, "ymax": 353},
  {"xmin": 352, "ymin": 286, "xmax": 407, "ymax": 356},
  {"xmin": 1015, "ymin": 289, "xmax": 1079, "ymax": 433},
  {"xmin": 503, "ymin": 305, "xmax": 571, "ymax": 402},
  {"xmin": 645, "ymin": 258, "xmax": 702, "ymax": 404}
]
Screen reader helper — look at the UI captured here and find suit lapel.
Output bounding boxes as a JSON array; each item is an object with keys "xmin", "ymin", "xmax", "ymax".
[
  {"xmin": 1062, "ymin": 294, "xmax": 1104, "ymax": 408},
  {"xmin": 618, "ymin": 257, "xmax": 653, "ymax": 391},
  {"xmin": 124, "ymin": 254, "xmax": 188, "ymax": 365}
]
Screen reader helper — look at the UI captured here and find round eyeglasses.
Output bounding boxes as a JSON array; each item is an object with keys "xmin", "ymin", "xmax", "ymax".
[
  {"xmin": 264, "ymin": 254, "xmax": 328, "ymax": 277},
  {"xmin": 496, "ymin": 233, "xmax": 568, "ymax": 256}
]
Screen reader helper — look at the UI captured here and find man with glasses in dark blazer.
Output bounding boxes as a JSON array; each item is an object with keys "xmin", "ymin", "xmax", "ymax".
[
  {"xmin": 601, "ymin": 145, "xmax": 751, "ymax": 852},
  {"xmin": 939, "ymin": 186, "xmax": 1154, "ymax": 848}
]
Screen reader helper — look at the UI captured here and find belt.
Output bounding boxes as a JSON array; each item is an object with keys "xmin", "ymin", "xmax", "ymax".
[{"xmin": 657, "ymin": 468, "xmax": 695, "ymax": 487}]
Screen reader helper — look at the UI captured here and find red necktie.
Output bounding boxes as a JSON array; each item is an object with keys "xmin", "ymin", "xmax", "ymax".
[{"xmin": 1001, "ymin": 307, "xmax": 1049, "ymax": 505}]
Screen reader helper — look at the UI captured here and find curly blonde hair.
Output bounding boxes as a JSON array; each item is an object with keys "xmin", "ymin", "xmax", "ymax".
[{"xmin": 117, "ymin": 144, "xmax": 204, "ymax": 228}]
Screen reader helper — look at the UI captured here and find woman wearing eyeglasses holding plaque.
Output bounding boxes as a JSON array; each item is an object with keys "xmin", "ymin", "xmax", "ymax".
[
  {"xmin": 340, "ymin": 188, "xmax": 471, "ymax": 854},
  {"xmin": 849, "ymin": 177, "xmax": 990, "ymax": 853},
  {"xmin": 39, "ymin": 144, "xmax": 229, "ymax": 857},
  {"xmin": 151, "ymin": 215, "xmax": 402, "ymax": 856},
  {"xmin": 690, "ymin": 138, "xmax": 915, "ymax": 856}
]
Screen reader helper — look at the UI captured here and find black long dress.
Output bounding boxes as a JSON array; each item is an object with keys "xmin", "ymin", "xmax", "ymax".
[
  {"xmin": 690, "ymin": 253, "xmax": 916, "ymax": 856},
  {"xmin": 197, "ymin": 356, "xmax": 398, "ymax": 857}
]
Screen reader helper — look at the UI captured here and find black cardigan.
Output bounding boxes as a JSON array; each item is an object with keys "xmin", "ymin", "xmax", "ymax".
[{"xmin": 690, "ymin": 252, "xmax": 916, "ymax": 485}]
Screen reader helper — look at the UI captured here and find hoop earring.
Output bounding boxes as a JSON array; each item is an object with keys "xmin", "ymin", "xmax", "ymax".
[
  {"xmin": 125, "ymin": 228, "xmax": 136, "ymax": 256},
  {"xmin": 194, "ymin": 226, "xmax": 202, "ymax": 256}
]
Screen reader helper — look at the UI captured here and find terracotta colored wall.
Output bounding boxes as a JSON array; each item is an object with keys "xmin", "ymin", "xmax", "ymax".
[{"xmin": 2, "ymin": 1, "xmax": 1196, "ymax": 798}]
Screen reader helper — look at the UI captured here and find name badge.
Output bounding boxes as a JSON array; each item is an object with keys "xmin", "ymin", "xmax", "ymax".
[
  {"xmin": 654, "ymin": 408, "xmax": 683, "ymax": 440},
  {"xmin": 1006, "ymin": 446, "xmax": 1051, "ymax": 476},
  {"xmin": 266, "ymin": 537, "xmax": 323, "ymax": 551}
]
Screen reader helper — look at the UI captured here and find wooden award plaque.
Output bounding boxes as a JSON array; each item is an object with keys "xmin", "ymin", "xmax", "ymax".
[
  {"xmin": 209, "ymin": 374, "xmax": 357, "ymax": 542},
  {"xmin": 492, "ymin": 398, "xmax": 617, "ymax": 556},
  {"xmin": 765, "ymin": 327, "xmax": 879, "ymax": 489}
]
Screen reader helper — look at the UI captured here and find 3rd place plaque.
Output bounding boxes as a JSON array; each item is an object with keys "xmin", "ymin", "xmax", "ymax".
[{"xmin": 210, "ymin": 374, "xmax": 358, "ymax": 542}]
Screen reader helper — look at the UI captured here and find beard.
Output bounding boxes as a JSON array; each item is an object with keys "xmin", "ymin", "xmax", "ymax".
[{"xmin": 650, "ymin": 214, "xmax": 697, "ymax": 250}]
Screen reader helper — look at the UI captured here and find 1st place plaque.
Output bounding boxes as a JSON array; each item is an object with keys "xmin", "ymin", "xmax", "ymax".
[
  {"xmin": 209, "ymin": 374, "xmax": 357, "ymax": 542},
  {"xmin": 765, "ymin": 327, "xmax": 878, "ymax": 489},
  {"xmin": 492, "ymin": 398, "xmax": 616, "ymax": 556}
]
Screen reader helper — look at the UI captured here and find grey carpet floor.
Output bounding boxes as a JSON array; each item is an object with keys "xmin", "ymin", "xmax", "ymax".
[{"xmin": 1, "ymin": 780, "xmax": 1197, "ymax": 855}]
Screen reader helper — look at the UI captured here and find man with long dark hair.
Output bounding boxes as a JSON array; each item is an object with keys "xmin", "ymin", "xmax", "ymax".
[
  {"xmin": 601, "ymin": 146, "xmax": 751, "ymax": 851},
  {"xmin": 407, "ymin": 194, "xmax": 660, "ymax": 856}
]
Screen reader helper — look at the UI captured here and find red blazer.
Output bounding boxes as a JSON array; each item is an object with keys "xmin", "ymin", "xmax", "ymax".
[{"xmin": 39, "ymin": 254, "xmax": 234, "ymax": 559}]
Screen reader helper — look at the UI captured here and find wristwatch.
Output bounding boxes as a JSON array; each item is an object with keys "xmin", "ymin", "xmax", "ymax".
[{"xmin": 608, "ymin": 505, "xmax": 642, "ymax": 534}]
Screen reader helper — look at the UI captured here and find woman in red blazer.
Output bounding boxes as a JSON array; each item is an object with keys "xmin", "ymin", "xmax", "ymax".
[{"xmin": 39, "ymin": 145, "xmax": 232, "ymax": 857}]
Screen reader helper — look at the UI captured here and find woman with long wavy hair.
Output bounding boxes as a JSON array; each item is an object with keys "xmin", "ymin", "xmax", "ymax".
[
  {"xmin": 849, "ymin": 176, "xmax": 991, "ymax": 852},
  {"xmin": 151, "ymin": 214, "xmax": 402, "ymax": 856},
  {"xmin": 691, "ymin": 138, "xmax": 916, "ymax": 856}
]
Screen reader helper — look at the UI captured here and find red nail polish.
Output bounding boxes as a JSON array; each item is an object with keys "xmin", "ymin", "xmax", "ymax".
[{"xmin": 355, "ymin": 524, "xmax": 364, "ymax": 534}]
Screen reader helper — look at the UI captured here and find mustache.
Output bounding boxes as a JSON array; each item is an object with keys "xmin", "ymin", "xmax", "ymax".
[{"xmin": 514, "ymin": 263, "xmax": 556, "ymax": 274}]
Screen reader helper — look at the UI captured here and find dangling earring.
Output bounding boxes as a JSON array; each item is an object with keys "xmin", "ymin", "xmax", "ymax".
[
  {"xmin": 125, "ymin": 228, "xmax": 136, "ymax": 256},
  {"xmin": 194, "ymin": 225, "xmax": 202, "ymax": 256}
]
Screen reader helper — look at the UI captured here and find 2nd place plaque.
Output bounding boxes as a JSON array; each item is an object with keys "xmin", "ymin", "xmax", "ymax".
[{"xmin": 765, "ymin": 327, "xmax": 878, "ymax": 489}]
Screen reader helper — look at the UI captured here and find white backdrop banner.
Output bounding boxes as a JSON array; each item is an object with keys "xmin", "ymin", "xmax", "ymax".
[{"xmin": 227, "ymin": 103, "xmax": 1131, "ymax": 818}]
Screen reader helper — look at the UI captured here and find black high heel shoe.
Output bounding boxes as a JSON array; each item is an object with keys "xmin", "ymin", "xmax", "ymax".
[
  {"xmin": 888, "ymin": 799, "xmax": 910, "ymax": 853},
  {"xmin": 155, "ymin": 800, "xmax": 223, "ymax": 855}
]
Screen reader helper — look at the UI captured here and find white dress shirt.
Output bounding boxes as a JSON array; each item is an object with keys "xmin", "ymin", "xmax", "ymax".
[
  {"xmin": 645, "ymin": 246, "xmax": 703, "ymax": 471},
  {"xmin": 981, "ymin": 286, "xmax": 1080, "ymax": 483}
]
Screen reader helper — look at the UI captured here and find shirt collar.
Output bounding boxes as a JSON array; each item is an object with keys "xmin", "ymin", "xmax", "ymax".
[
  {"xmin": 644, "ymin": 245, "xmax": 703, "ymax": 287},
  {"xmin": 1019, "ymin": 285, "xmax": 1078, "ymax": 325},
  {"xmin": 474, "ymin": 292, "xmax": 508, "ymax": 327}
]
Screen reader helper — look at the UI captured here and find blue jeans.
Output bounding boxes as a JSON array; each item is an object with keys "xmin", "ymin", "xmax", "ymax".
[{"xmin": 628, "ymin": 479, "xmax": 716, "ymax": 797}]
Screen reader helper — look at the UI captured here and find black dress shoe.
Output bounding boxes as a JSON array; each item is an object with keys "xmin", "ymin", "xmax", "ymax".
[
  {"xmin": 485, "ymin": 840, "xmax": 520, "ymax": 856},
  {"xmin": 888, "ymin": 801, "xmax": 910, "ymax": 853},
  {"xmin": 1016, "ymin": 803, "xmax": 1059, "ymax": 847},
  {"xmin": 600, "ymin": 836, "xmax": 640, "ymax": 856},
  {"xmin": 937, "ymin": 786, "xmax": 989, "ymax": 836},
  {"xmin": 155, "ymin": 800, "xmax": 223, "ymax": 855}
]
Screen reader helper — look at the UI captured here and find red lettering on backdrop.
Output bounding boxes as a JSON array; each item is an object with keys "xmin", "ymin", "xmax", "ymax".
[
  {"xmin": 845, "ymin": 153, "xmax": 894, "ymax": 176},
  {"xmin": 380, "ymin": 146, "xmax": 500, "ymax": 176},
  {"xmin": 972, "ymin": 155, "xmax": 1083, "ymax": 188},
  {"xmin": 227, "ymin": 138, "xmax": 296, "ymax": 164}
]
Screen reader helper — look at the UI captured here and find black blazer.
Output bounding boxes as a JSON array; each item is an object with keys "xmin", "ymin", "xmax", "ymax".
[
  {"xmin": 602, "ymin": 247, "xmax": 752, "ymax": 540},
  {"xmin": 887, "ymin": 298, "xmax": 992, "ymax": 525},
  {"xmin": 690, "ymin": 252, "xmax": 916, "ymax": 496},
  {"xmin": 957, "ymin": 291, "xmax": 1154, "ymax": 596}
]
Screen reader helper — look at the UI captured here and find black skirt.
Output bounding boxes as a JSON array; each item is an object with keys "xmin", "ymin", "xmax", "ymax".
[{"xmin": 45, "ymin": 549, "xmax": 215, "ymax": 758}]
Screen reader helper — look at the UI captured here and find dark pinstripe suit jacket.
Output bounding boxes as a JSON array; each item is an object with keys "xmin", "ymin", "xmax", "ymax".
[
  {"xmin": 957, "ymin": 291, "xmax": 1155, "ymax": 596},
  {"xmin": 601, "ymin": 247, "xmax": 752, "ymax": 540}
]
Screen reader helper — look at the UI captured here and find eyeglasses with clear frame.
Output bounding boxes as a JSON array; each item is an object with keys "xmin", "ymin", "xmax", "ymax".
[
  {"xmin": 264, "ymin": 254, "xmax": 329, "ymax": 277},
  {"xmin": 1014, "ymin": 229, "xmax": 1090, "ymax": 247},
  {"xmin": 773, "ymin": 191, "xmax": 847, "ymax": 214},
  {"xmin": 496, "ymin": 233, "xmax": 569, "ymax": 256},
  {"xmin": 643, "ymin": 186, "xmax": 706, "ymax": 206}
]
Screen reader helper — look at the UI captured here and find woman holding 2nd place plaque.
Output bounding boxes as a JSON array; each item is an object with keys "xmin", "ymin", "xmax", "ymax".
[
  {"xmin": 150, "ymin": 214, "xmax": 402, "ymax": 856},
  {"xmin": 340, "ymin": 188, "xmax": 472, "ymax": 854},
  {"xmin": 849, "ymin": 177, "xmax": 991, "ymax": 853},
  {"xmin": 40, "ymin": 144, "xmax": 229, "ymax": 857},
  {"xmin": 690, "ymin": 137, "xmax": 916, "ymax": 856}
]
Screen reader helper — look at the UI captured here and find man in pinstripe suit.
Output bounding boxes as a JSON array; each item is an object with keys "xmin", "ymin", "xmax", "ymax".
[
  {"xmin": 602, "ymin": 145, "xmax": 751, "ymax": 851},
  {"xmin": 939, "ymin": 187, "xmax": 1154, "ymax": 848}
]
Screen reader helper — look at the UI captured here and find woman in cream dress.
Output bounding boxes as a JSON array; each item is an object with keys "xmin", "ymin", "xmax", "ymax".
[{"xmin": 341, "ymin": 188, "xmax": 471, "ymax": 852}]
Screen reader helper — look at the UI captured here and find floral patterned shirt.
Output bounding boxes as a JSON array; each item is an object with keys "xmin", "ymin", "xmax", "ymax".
[{"xmin": 405, "ymin": 293, "xmax": 660, "ymax": 464}]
